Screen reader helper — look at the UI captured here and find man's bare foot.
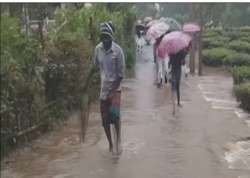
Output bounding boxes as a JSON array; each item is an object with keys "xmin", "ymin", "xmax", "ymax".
[
  {"xmin": 178, "ymin": 103, "xmax": 182, "ymax": 108},
  {"xmin": 117, "ymin": 147, "xmax": 123, "ymax": 155},
  {"xmin": 109, "ymin": 144, "xmax": 113, "ymax": 152},
  {"xmin": 116, "ymin": 141, "xmax": 122, "ymax": 155}
]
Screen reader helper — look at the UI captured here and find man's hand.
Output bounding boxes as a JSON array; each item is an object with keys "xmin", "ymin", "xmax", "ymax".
[{"xmin": 108, "ymin": 92, "xmax": 115, "ymax": 101}]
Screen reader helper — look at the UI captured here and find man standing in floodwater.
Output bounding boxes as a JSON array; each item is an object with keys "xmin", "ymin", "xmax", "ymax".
[{"xmin": 94, "ymin": 21, "xmax": 125, "ymax": 154}]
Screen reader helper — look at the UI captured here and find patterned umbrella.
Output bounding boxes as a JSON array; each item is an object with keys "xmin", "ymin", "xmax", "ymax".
[
  {"xmin": 146, "ymin": 22, "xmax": 170, "ymax": 43},
  {"xmin": 157, "ymin": 31, "xmax": 191, "ymax": 59}
]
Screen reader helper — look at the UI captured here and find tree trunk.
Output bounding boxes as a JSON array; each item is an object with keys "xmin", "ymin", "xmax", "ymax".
[
  {"xmin": 198, "ymin": 4, "xmax": 203, "ymax": 76},
  {"xmin": 189, "ymin": 40, "xmax": 195, "ymax": 74},
  {"xmin": 190, "ymin": 3, "xmax": 198, "ymax": 74}
]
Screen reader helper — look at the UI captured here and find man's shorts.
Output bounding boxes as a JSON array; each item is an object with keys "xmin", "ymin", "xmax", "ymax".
[{"xmin": 100, "ymin": 91, "xmax": 121, "ymax": 127}]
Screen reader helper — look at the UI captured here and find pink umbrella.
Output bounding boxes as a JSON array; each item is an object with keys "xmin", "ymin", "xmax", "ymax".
[
  {"xmin": 146, "ymin": 22, "xmax": 169, "ymax": 43},
  {"xmin": 157, "ymin": 31, "xmax": 191, "ymax": 59},
  {"xmin": 183, "ymin": 23, "xmax": 201, "ymax": 33}
]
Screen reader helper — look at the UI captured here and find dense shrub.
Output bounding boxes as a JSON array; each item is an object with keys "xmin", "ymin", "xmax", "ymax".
[
  {"xmin": 202, "ymin": 29, "xmax": 223, "ymax": 38},
  {"xmin": 228, "ymin": 40, "xmax": 250, "ymax": 53},
  {"xmin": 240, "ymin": 36, "xmax": 250, "ymax": 43},
  {"xmin": 1, "ymin": 15, "xmax": 47, "ymax": 154},
  {"xmin": 202, "ymin": 28, "xmax": 250, "ymax": 112},
  {"xmin": 224, "ymin": 31, "xmax": 240, "ymax": 41},
  {"xmin": 202, "ymin": 48, "xmax": 234, "ymax": 66},
  {"xmin": 234, "ymin": 82, "xmax": 250, "ymax": 111},
  {"xmin": 232, "ymin": 66, "xmax": 250, "ymax": 84},
  {"xmin": 202, "ymin": 36, "xmax": 230, "ymax": 49},
  {"xmin": 1, "ymin": 4, "xmax": 136, "ymax": 157},
  {"xmin": 239, "ymin": 26, "xmax": 250, "ymax": 33},
  {"xmin": 223, "ymin": 53, "xmax": 250, "ymax": 67}
]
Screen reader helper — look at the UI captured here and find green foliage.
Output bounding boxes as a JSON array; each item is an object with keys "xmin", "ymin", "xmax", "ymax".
[
  {"xmin": 1, "ymin": 15, "xmax": 46, "ymax": 155},
  {"xmin": 240, "ymin": 26, "xmax": 250, "ymax": 32},
  {"xmin": 202, "ymin": 28, "xmax": 250, "ymax": 68},
  {"xmin": 202, "ymin": 29, "xmax": 223, "ymax": 38},
  {"xmin": 228, "ymin": 40, "xmax": 250, "ymax": 53},
  {"xmin": 223, "ymin": 53, "xmax": 250, "ymax": 67},
  {"xmin": 202, "ymin": 36, "xmax": 230, "ymax": 49},
  {"xmin": 234, "ymin": 82, "xmax": 250, "ymax": 111},
  {"xmin": 240, "ymin": 36, "xmax": 250, "ymax": 43},
  {"xmin": 1, "ymin": 4, "xmax": 136, "ymax": 157},
  {"xmin": 224, "ymin": 31, "xmax": 239, "ymax": 41},
  {"xmin": 232, "ymin": 66, "xmax": 250, "ymax": 84},
  {"xmin": 45, "ymin": 4, "xmax": 136, "ymax": 115},
  {"xmin": 50, "ymin": 5, "xmax": 135, "ymax": 67},
  {"xmin": 202, "ymin": 48, "xmax": 234, "ymax": 66}
]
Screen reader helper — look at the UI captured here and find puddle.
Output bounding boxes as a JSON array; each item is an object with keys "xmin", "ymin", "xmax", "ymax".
[{"xmin": 224, "ymin": 140, "xmax": 250, "ymax": 170}]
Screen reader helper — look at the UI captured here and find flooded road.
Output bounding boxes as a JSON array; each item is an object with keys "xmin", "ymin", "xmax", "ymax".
[{"xmin": 2, "ymin": 45, "xmax": 250, "ymax": 178}]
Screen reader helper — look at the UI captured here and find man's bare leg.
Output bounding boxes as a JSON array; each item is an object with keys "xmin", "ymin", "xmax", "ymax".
[{"xmin": 103, "ymin": 124, "xmax": 113, "ymax": 152}]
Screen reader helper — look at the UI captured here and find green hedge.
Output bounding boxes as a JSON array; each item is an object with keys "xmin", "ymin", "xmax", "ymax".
[
  {"xmin": 203, "ymin": 28, "xmax": 250, "ymax": 67},
  {"xmin": 232, "ymin": 66, "xmax": 250, "ymax": 84},
  {"xmin": 234, "ymin": 82, "xmax": 250, "ymax": 111},
  {"xmin": 202, "ymin": 48, "xmax": 234, "ymax": 66},
  {"xmin": 239, "ymin": 26, "xmax": 250, "ymax": 33},
  {"xmin": 223, "ymin": 53, "xmax": 250, "ymax": 67},
  {"xmin": 240, "ymin": 36, "xmax": 250, "ymax": 43},
  {"xmin": 202, "ymin": 29, "xmax": 223, "ymax": 38},
  {"xmin": 202, "ymin": 36, "xmax": 230, "ymax": 49},
  {"xmin": 203, "ymin": 28, "xmax": 250, "ymax": 112},
  {"xmin": 228, "ymin": 40, "xmax": 250, "ymax": 53}
]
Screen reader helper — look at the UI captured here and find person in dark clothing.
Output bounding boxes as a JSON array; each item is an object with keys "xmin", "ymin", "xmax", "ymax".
[{"xmin": 168, "ymin": 48, "xmax": 188, "ymax": 108}]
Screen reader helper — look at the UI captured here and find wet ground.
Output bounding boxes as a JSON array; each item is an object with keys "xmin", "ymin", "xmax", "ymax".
[{"xmin": 1, "ymin": 45, "xmax": 250, "ymax": 178}]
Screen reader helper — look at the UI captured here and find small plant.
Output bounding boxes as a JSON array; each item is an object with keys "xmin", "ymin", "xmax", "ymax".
[
  {"xmin": 234, "ymin": 82, "xmax": 250, "ymax": 111},
  {"xmin": 232, "ymin": 66, "xmax": 250, "ymax": 84}
]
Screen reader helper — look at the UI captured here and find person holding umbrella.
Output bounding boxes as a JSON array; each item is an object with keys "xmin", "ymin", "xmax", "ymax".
[
  {"xmin": 154, "ymin": 33, "xmax": 170, "ymax": 88},
  {"xmin": 146, "ymin": 21, "xmax": 170, "ymax": 88},
  {"xmin": 157, "ymin": 31, "xmax": 191, "ymax": 114}
]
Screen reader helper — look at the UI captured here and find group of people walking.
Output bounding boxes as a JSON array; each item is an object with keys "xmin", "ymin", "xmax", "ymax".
[{"xmin": 94, "ymin": 19, "xmax": 197, "ymax": 155}]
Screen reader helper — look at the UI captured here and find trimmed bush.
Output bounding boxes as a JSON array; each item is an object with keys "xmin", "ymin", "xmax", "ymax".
[
  {"xmin": 234, "ymin": 82, "xmax": 250, "ymax": 111},
  {"xmin": 223, "ymin": 53, "xmax": 250, "ymax": 67},
  {"xmin": 203, "ymin": 29, "xmax": 223, "ymax": 38},
  {"xmin": 239, "ymin": 26, "xmax": 250, "ymax": 33},
  {"xmin": 228, "ymin": 40, "xmax": 250, "ymax": 53},
  {"xmin": 224, "ymin": 31, "xmax": 239, "ymax": 41},
  {"xmin": 202, "ymin": 36, "xmax": 230, "ymax": 49},
  {"xmin": 202, "ymin": 48, "xmax": 234, "ymax": 66},
  {"xmin": 232, "ymin": 66, "xmax": 250, "ymax": 84},
  {"xmin": 240, "ymin": 36, "xmax": 250, "ymax": 43}
]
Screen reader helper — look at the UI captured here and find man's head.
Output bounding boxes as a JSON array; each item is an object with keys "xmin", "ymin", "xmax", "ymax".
[{"xmin": 100, "ymin": 21, "xmax": 115, "ymax": 51}]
